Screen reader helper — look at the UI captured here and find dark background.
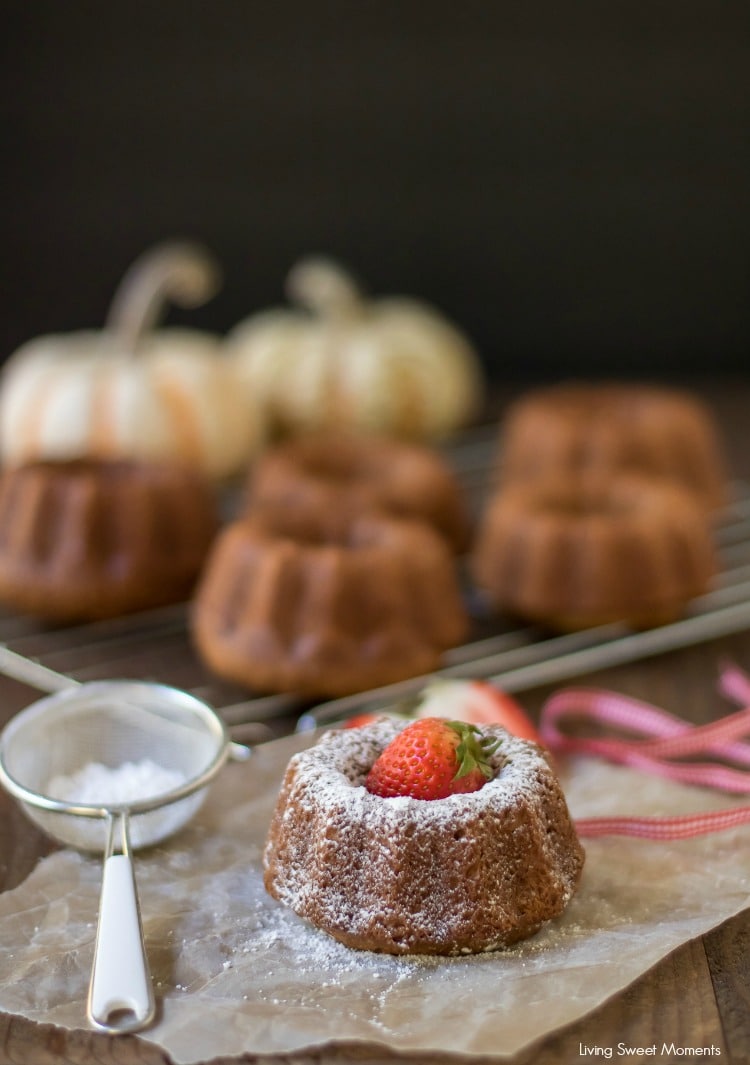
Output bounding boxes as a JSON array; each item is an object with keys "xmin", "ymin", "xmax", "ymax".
[{"xmin": 2, "ymin": 2, "xmax": 748, "ymax": 381}]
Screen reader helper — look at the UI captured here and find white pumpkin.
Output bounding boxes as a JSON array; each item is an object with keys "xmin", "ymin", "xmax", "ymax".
[
  {"xmin": 226, "ymin": 257, "xmax": 485, "ymax": 439},
  {"xmin": 0, "ymin": 243, "xmax": 265, "ymax": 478}
]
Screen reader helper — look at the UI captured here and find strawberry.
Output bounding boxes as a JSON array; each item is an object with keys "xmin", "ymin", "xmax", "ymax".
[
  {"xmin": 412, "ymin": 680, "xmax": 541, "ymax": 744},
  {"xmin": 364, "ymin": 717, "xmax": 500, "ymax": 800}
]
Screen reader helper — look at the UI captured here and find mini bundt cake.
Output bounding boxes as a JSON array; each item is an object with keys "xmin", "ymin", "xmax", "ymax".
[
  {"xmin": 471, "ymin": 475, "xmax": 716, "ymax": 630},
  {"xmin": 263, "ymin": 717, "xmax": 585, "ymax": 954},
  {"xmin": 191, "ymin": 508, "xmax": 468, "ymax": 696},
  {"xmin": 500, "ymin": 382, "xmax": 728, "ymax": 508},
  {"xmin": 244, "ymin": 431, "xmax": 471, "ymax": 553},
  {"xmin": 0, "ymin": 459, "xmax": 218, "ymax": 621}
]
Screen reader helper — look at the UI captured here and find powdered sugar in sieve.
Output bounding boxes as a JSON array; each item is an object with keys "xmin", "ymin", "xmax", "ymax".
[{"xmin": 47, "ymin": 759, "xmax": 189, "ymax": 849}]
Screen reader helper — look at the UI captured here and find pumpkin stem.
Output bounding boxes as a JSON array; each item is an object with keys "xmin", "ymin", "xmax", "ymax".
[
  {"xmin": 105, "ymin": 241, "xmax": 222, "ymax": 350},
  {"xmin": 286, "ymin": 257, "xmax": 364, "ymax": 321}
]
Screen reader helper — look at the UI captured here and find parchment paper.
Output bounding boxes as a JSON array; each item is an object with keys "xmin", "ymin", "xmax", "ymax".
[{"xmin": 0, "ymin": 730, "xmax": 748, "ymax": 1064}]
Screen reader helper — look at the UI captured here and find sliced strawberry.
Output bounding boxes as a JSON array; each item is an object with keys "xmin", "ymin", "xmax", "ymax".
[
  {"xmin": 343, "ymin": 713, "xmax": 380, "ymax": 729},
  {"xmin": 342, "ymin": 711, "xmax": 407, "ymax": 729},
  {"xmin": 412, "ymin": 680, "xmax": 541, "ymax": 743}
]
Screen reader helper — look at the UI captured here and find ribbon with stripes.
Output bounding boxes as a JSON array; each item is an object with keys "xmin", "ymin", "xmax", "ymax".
[{"xmin": 539, "ymin": 662, "xmax": 750, "ymax": 839}]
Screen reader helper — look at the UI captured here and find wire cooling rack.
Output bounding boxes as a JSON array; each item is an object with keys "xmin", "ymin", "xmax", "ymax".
[{"xmin": 1, "ymin": 423, "xmax": 750, "ymax": 734}]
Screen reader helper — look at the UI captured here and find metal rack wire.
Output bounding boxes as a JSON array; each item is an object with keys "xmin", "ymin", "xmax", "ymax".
[{"xmin": 1, "ymin": 424, "xmax": 749, "ymax": 733}]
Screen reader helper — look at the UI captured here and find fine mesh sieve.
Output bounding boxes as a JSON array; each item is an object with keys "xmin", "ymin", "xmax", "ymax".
[{"xmin": 0, "ymin": 679, "xmax": 240, "ymax": 1035}]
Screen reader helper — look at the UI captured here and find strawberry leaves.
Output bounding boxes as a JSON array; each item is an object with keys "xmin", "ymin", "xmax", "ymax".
[{"xmin": 450, "ymin": 721, "xmax": 501, "ymax": 781}]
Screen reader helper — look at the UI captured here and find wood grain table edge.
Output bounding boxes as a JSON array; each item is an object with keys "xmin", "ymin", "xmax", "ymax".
[{"xmin": 704, "ymin": 912, "xmax": 750, "ymax": 1062}]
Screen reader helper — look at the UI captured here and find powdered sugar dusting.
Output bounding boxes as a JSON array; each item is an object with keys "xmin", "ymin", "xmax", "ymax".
[
  {"xmin": 263, "ymin": 718, "xmax": 584, "ymax": 954},
  {"xmin": 48, "ymin": 759, "xmax": 186, "ymax": 805},
  {"xmin": 45, "ymin": 759, "xmax": 194, "ymax": 851}
]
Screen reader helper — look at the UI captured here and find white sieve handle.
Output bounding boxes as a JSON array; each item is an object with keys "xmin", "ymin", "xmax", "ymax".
[{"xmin": 88, "ymin": 816, "xmax": 156, "ymax": 1034}]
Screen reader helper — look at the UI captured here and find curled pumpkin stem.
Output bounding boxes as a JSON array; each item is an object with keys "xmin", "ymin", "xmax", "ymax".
[
  {"xmin": 285, "ymin": 256, "xmax": 365, "ymax": 321},
  {"xmin": 105, "ymin": 241, "xmax": 222, "ymax": 351}
]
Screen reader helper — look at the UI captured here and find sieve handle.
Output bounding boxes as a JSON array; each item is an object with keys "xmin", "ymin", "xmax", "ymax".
[
  {"xmin": 0, "ymin": 645, "xmax": 78, "ymax": 693},
  {"xmin": 88, "ymin": 816, "xmax": 156, "ymax": 1034}
]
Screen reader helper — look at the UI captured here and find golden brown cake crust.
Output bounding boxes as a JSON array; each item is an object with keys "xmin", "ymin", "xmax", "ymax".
[
  {"xmin": 263, "ymin": 718, "xmax": 585, "ymax": 955},
  {"xmin": 192, "ymin": 509, "xmax": 468, "ymax": 696},
  {"xmin": 0, "ymin": 459, "xmax": 218, "ymax": 621},
  {"xmin": 471, "ymin": 474, "xmax": 716, "ymax": 629},
  {"xmin": 246, "ymin": 431, "xmax": 471, "ymax": 552},
  {"xmin": 501, "ymin": 382, "xmax": 728, "ymax": 508}
]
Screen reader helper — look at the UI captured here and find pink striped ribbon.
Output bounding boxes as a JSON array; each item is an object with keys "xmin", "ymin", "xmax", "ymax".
[{"xmin": 538, "ymin": 662, "xmax": 750, "ymax": 840}]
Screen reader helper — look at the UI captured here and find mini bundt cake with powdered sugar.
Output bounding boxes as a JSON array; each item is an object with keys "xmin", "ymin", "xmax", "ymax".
[{"xmin": 263, "ymin": 717, "xmax": 584, "ymax": 955}]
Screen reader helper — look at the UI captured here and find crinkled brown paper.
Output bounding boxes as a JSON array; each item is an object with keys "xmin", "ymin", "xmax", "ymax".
[{"xmin": 0, "ymin": 730, "xmax": 748, "ymax": 1063}]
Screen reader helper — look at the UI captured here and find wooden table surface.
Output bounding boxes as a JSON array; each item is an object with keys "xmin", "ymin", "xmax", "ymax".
[{"xmin": 1, "ymin": 379, "xmax": 750, "ymax": 1065}]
